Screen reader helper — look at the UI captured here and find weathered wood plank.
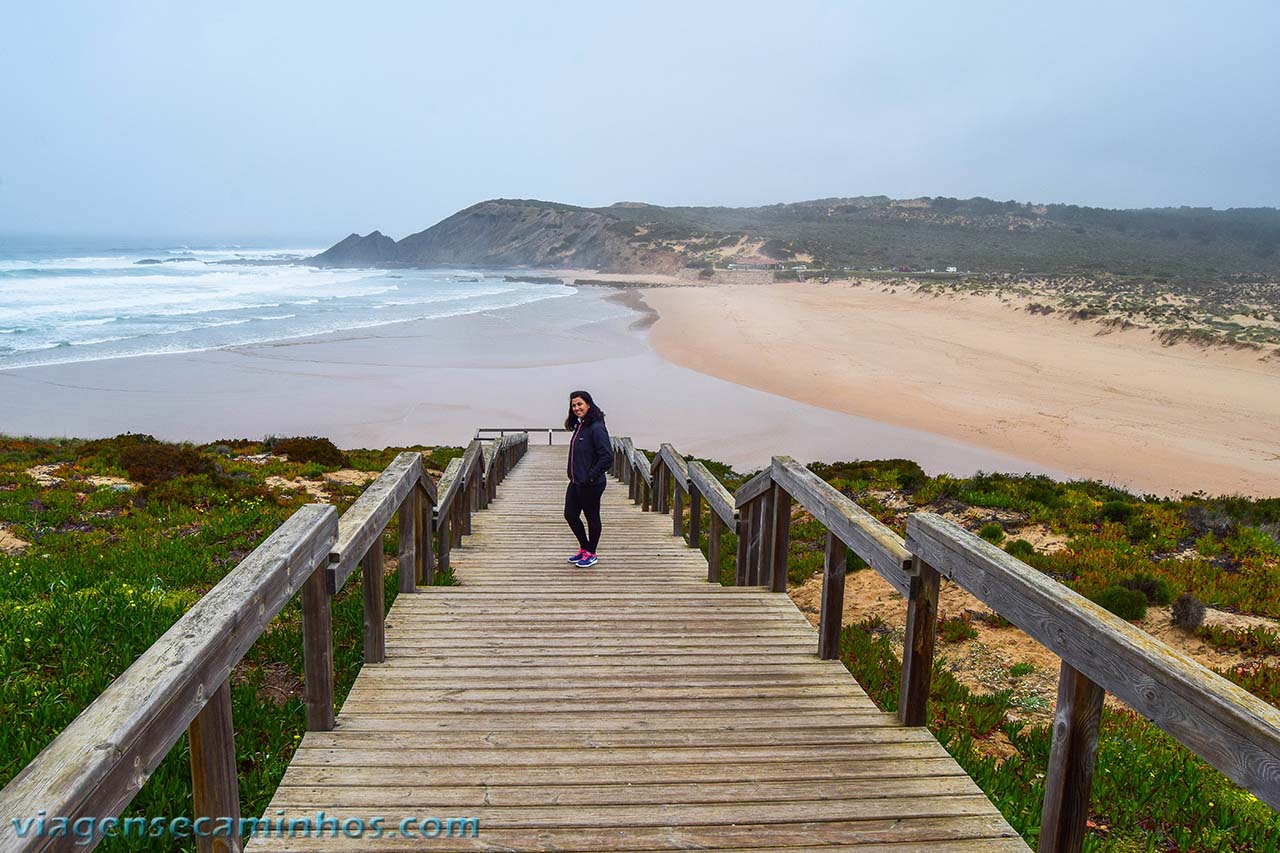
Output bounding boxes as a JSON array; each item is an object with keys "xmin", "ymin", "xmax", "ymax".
[
  {"xmin": 326, "ymin": 452, "xmax": 424, "ymax": 594},
  {"xmin": 707, "ymin": 512, "xmax": 723, "ymax": 584},
  {"xmin": 188, "ymin": 678, "xmax": 241, "ymax": 853},
  {"xmin": 657, "ymin": 443, "xmax": 690, "ymax": 494},
  {"xmin": 733, "ymin": 467, "xmax": 773, "ymax": 507},
  {"xmin": 360, "ymin": 540, "xmax": 386, "ymax": 663},
  {"xmin": 301, "ymin": 567, "xmax": 335, "ymax": 732},
  {"xmin": 396, "ymin": 491, "xmax": 416, "ymax": 595},
  {"xmin": 688, "ymin": 460, "xmax": 735, "ymax": 528},
  {"xmin": 772, "ymin": 455, "xmax": 914, "ymax": 594},
  {"xmin": 435, "ymin": 456, "xmax": 464, "ymax": 520},
  {"xmin": 899, "ymin": 557, "xmax": 940, "ymax": 727},
  {"xmin": 1038, "ymin": 662, "xmax": 1106, "ymax": 853},
  {"xmin": 768, "ymin": 483, "xmax": 791, "ymax": 594},
  {"xmin": 907, "ymin": 512, "xmax": 1280, "ymax": 810},
  {"xmin": 225, "ymin": 446, "xmax": 1026, "ymax": 853},
  {"xmin": 818, "ymin": 531, "xmax": 847, "ymax": 660}
]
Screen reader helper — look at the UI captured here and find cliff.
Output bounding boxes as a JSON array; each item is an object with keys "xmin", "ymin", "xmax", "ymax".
[
  {"xmin": 311, "ymin": 200, "xmax": 683, "ymax": 273},
  {"xmin": 311, "ymin": 196, "xmax": 1280, "ymax": 277}
]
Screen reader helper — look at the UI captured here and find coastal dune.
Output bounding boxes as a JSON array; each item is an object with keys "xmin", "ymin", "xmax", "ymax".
[{"xmin": 642, "ymin": 282, "xmax": 1280, "ymax": 497}]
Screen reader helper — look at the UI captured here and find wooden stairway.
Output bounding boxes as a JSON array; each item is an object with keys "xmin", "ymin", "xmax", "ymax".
[{"xmin": 247, "ymin": 445, "xmax": 1027, "ymax": 851}]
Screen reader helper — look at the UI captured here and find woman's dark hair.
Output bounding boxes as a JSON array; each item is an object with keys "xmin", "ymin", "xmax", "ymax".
[{"xmin": 565, "ymin": 390, "xmax": 605, "ymax": 429}]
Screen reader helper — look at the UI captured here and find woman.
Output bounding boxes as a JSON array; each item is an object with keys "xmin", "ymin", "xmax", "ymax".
[{"xmin": 563, "ymin": 390, "xmax": 612, "ymax": 567}]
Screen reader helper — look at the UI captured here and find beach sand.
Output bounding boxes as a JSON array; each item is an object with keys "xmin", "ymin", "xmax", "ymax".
[
  {"xmin": 0, "ymin": 285, "xmax": 1048, "ymax": 477},
  {"xmin": 642, "ymin": 282, "xmax": 1280, "ymax": 497}
]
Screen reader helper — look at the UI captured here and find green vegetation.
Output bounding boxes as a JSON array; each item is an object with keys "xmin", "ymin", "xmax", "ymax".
[
  {"xmin": 1198, "ymin": 624, "xmax": 1280, "ymax": 656},
  {"xmin": 598, "ymin": 195, "xmax": 1280, "ymax": 277},
  {"xmin": 8, "ymin": 434, "xmax": 1280, "ymax": 851},
  {"xmin": 979, "ymin": 522, "xmax": 1006, "ymax": 544},
  {"xmin": 267, "ymin": 435, "xmax": 349, "ymax": 467},
  {"xmin": 1092, "ymin": 585, "xmax": 1150, "ymax": 620},
  {"xmin": 0, "ymin": 435, "xmax": 462, "ymax": 851},
  {"xmin": 681, "ymin": 454, "xmax": 1280, "ymax": 849},
  {"xmin": 839, "ymin": 617, "xmax": 1280, "ymax": 850},
  {"xmin": 939, "ymin": 613, "xmax": 980, "ymax": 643}
]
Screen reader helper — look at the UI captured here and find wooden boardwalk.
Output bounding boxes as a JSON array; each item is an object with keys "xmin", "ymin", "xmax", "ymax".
[{"xmin": 248, "ymin": 446, "xmax": 1027, "ymax": 851}]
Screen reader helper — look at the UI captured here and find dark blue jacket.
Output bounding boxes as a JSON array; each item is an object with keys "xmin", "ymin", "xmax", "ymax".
[{"xmin": 568, "ymin": 417, "xmax": 612, "ymax": 485}]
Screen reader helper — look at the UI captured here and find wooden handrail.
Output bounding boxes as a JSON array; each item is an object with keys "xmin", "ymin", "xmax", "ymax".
[
  {"xmin": 654, "ymin": 443, "xmax": 690, "ymax": 493},
  {"xmin": 0, "ymin": 505, "xmax": 337, "ymax": 852},
  {"xmin": 436, "ymin": 457, "xmax": 465, "ymax": 518},
  {"xmin": 434, "ymin": 433, "xmax": 529, "ymax": 573},
  {"xmin": 474, "ymin": 427, "xmax": 570, "ymax": 445},
  {"xmin": 631, "ymin": 447, "xmax": 652, "ymax": 486},
  {"xmin": 771, "ymin": 456, "xmax": 913, "ymax": 589},
  {"xmin": 0, "ymin": 430, "xmax": 534, "ymax": 853},
  {"xmin": 734, "ymin": 467, "xmax": 774, "ymax": 506},
  {"xmin": 907, "ymin": 512, "xmax": 1280, "ymax": 814},
  {"xmin": 327, "ymin": 452, "xmax": 435, "ymax": 595},
  {"xmin": 689, "ymin": 461, "xmax": 734, "ymax": 528}
]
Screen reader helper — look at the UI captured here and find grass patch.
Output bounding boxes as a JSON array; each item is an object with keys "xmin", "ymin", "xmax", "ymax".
[{"xmin": 0, "ymin": 435, "xmax": 462, "ymax": 851}]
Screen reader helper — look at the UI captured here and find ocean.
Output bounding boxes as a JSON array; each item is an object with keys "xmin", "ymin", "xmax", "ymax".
[{"xmin": 0, "ymin": 237, "xmax": 574, "ymax": 369}]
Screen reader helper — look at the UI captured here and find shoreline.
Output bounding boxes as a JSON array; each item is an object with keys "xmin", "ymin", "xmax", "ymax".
[
  {"xmin": 641, "ymin": 281, "xmax": 1280, "ymax": 497},
  {"xmin": 0, "ymin": 284, "xmax": 1054, "ymax": 478}
]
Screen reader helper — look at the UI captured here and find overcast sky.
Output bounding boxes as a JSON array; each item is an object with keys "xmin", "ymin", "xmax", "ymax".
[{"xmin": 1, "ymin": 1, "xmax": 1277, "ymax": 241}]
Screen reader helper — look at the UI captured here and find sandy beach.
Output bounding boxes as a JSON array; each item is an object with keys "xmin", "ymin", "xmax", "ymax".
[
  {"xmin": 0, "ymin": 285, "xmax": 1047, "ymax": 477},
  {"xmin": 642, "ymin": 282, "xmax": 1280, "ymax": 497}
]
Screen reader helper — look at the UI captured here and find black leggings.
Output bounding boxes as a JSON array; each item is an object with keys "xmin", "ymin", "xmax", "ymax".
[{"xmin": 564, "ymin": 481, "xmax": 606, "ymax": 553}]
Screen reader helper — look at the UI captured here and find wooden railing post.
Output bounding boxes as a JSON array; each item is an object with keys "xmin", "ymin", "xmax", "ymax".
[
  {"xmin": 754, "ymin": 493, "xmax": 773, "ymax": 586},
  {"xmin": 818, "ymin": 531, "xmax": 848, "ymax": 659},
  {"xmin": 672, "ymin": 478, "xmax": 685, "ymax": 539},
  {"xmin": 707, "ymin": 511, "xmax": 722, "ymax": 584},
  {"xmin": 462, "ymin": 476, "xmax": 473, "ymax": 535},
  {"xmin": 898, "ymin": 556, "xmax": 940, "ymax": 726},
  {"xmin": 398, "ymin": 491, "xmax": 417, "ymax": 594},
  {"xmin": 452, "ymin": 496, "xmax": 464, "ymax": 547},
  {"xmin": 767, "ymin": 483, "xmax": 791, "ymax": 593},
  {"xmin": 301, "ymin": 568, "xmax": 335, "ymax": 731},
  {"xmin": 688, "ymin": 483, "xmax": 702, "ymax": 550},
  {"xmin": 189, "ymin": 678, "xmax": 241, "ymax": 853},
  {"xmin": 420, "ymin": 486, "xmax": 436, "ymax": 586},
  {"xmin": 1038, "ymin": 662, "xmax": 1106, "ymax": 853},
  {"xmin": 361, "ymin": 539, "xmax": 386, "ymax": 663},
  {"xmin": 642, "ymin": 477, "xmax": 651, "ymax": 512},
  {"xmin": 436, "ymin": 507, "xmax": 451, "ymax": 572},
  {"xmin": 735, "ymin": 509, "xmax": 750, "ymax": 586}
]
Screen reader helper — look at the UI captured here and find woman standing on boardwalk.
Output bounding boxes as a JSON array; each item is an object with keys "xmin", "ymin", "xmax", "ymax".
[{"xmin": 564, "ymin": 390, "xmax": 612, "ymax": 567}]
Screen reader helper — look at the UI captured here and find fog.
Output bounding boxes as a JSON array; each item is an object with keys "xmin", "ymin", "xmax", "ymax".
[{"xmin": 1, "ymin": 0, "xmax": 1276, "ymax": 241}]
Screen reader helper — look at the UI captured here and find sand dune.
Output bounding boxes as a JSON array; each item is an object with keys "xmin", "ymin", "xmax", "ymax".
[{"xmin": 642, "ymin": 282, "xmax": 1280, "ymax": 497}]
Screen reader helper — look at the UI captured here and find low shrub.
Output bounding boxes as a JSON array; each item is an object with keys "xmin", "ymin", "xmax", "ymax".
[
  {"xmin": 119, "ymin": 441, "xmax": 213, "ymax": 485},
  {"xmin": 269, "ymin": 436, "xmax": 348, "ymax": 468},
  {"xmin": 1093, "ymin": 585, "xmax": 1148, "ymax": 620},
  {"xmin": 1171, "ymin": 592, "xmax": 1207, "ymax": 629},
  {"xmin": 1004, "ymin": 539, "xmax": 1036, "ymax": 560},
  {"xmin": 978, "ymin": 523, "xmax": 1005, "ymax": 544},
  {"xmin": 1119, "ymin": 572, "xmax": 1174, "ymax": 606},
  {"xmin": 1100, "ymin": 500, "xmax": 1134, "ymax": 523}
]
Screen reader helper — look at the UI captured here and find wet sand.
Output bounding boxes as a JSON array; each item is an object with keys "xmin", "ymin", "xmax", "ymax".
[
  {"xmin": 0, "ymin": 285, "xmax": 1050, "ymax": 477},
  {"xmin": 642, "ymin": 282, "xmax": 1280, "ymax": 496}
]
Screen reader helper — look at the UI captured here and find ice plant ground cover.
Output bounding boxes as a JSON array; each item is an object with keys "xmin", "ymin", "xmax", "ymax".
[{"xmin": 2, "ymin": 437, "xmax": 1279, "ymax": 850}]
